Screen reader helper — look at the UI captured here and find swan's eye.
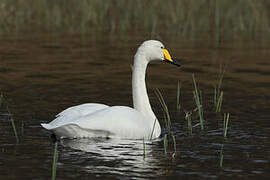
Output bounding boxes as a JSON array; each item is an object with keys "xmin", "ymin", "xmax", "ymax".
[{"xmin": 161, "ymin": 46, "xmax": 164, "ymax": 49}]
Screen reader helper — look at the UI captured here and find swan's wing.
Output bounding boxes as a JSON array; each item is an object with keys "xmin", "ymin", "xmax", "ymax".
[
  {"xmin": 61, "ymin": 106, "xmax": 153, "ymax": 139},
  {"xmin": 41, "ymin": 103, "xmax": 109, "ymax": 129},
  {"xmin": 56, "ymin": 103, "xmax": 109, "ymax": 117},
  {"xmin": 42, "ymin": 105, "xmax": 160, "ymax": 139}
]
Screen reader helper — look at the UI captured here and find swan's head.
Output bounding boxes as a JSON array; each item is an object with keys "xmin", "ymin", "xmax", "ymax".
[{"xmin": 136, "ymin": 40, "xmax": 180, "ymax": 66}]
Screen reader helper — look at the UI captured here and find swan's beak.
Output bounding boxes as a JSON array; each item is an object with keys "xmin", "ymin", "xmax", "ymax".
[{"xmin": 163, "ymin": 49, "xmax": 181, "ymax": 67}]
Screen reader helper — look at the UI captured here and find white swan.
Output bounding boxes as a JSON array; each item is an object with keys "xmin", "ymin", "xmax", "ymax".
[{"xmin": 41, "ymin": 40, "xmax": 180, "ymax": 140}]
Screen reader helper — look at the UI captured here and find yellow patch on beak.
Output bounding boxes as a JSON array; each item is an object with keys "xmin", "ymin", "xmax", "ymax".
[{"xmin": 163, "ymin": 49, "xmax": 173, "ymax": 62}]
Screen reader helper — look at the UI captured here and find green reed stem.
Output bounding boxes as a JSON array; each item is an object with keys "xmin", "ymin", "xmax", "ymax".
[
  {"xmin": 10, "ymin": 117, "xmax": 19, "ymax": 143},
  {"xmin": 0, "ymin": 93, "xmax": 3, "ymax": 108},
  {"xmin": 185, "ymin": 111, "xmax": 193, "ymax": 135},
  {"xmin": 21, "ymin": 120, "xmax": 24, "ymax": 137},
  {"xmin": 215, "ymin": 0, "xmax": 220, "ymax": 48},
  {"xmin": 216, "ymin": 91, "xmax": 223, "ymax": 113},
  {"xmin": 223, "ymin": 113, "xmax": 230, "ymax": 138},
  {"xmin": 219, "ymin": 144, "xmax": 224, "ymax": 168},
  {"xmin": 154, "ymin": 88, "xmax": 176, "ymax": 155},
  {"xmin": 200, "ymin": 90, "xmax": 204, "ymax": 117},
  {"xmin": 192, "ymin": 74, "xmax": 204, "ymax": 130},
  {"xmin": 143, "ymin": 138, "xmax": 146, "ymax": 159},
  {"xmin": 176, "ymin": 81, "xmax": 181, "ymax": 112},
  {"xmin": 172, "ymin": 134, "xmax": 177, "ymax": 154},
  {"xmin": 214, "ymin": 85, "xmax": 217, "ymax": 107},
  {"xmin": 217, "ymin": 65, "xmax": 225, "ymax": 98},
  {"xmin": 163, "ymin": 134, "xmax": 168, "ymax": 154},
  {"xmin": 154, "ymin": 88, "xmax": 171, "ymax": 131},
  {"xmin": 6, "ymin": 104, "xmax": 19, "ymax": 143},
  {"xmin": 52, "ymin": 142, "xmax": 59, "ymax": 180},
  {"xmin": 214, "ymin": 65, "xmax": 226, "ymax": 112}
]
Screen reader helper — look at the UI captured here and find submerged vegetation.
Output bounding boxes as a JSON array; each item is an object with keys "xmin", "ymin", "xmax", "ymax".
[
  {"xmin": 176, "ymin": 81, "xmax": 181, "ymax": 112},
  {"xmin": 1, "ymin": 0, "xmax": 270, "ymax": 42},
  {"xmin": 0, "ymin": 94, "xmax": 19, "ymax": 143},
  {"xmin": 214, "ymin": 65, "xmax": 226, "ymax": 112},
  {"xmin": 154, "ymin": 88, "xmax": 177, "ymax": 155},
  {"xmin": 186, "ymin": 70, "xmax": 230, "ymax": 138},
  {"xmin": 223, "ymin": 113, "xmax": 230, "ymax": 138},
  {"xmin": 52, "ymin": 142, "xmax": 59, "ymax": 180},
  {"xmin": 154, "ymin": 68, "xmax": 230, "ymax": 156},
  {"xmin": 192, "ymin": 74, "xmax": 204, "ymax": 130},
  {"xmin": 10, "ymin": 115, "xmax": 19, "ymax": 143},
  {"xmin": 0, "ymin": 93, "xmax": 3, "ymax": 108}
]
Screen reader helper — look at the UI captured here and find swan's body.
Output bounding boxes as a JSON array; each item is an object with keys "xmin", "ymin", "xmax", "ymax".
[{"xmin": 41, "ymin": 40, "xmax": 180, "ymax": 140}]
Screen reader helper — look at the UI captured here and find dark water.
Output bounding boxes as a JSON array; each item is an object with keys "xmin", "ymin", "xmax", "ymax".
[{"xmin": 0, "ymin": 34, "xmax": 270, "ymax": 179}]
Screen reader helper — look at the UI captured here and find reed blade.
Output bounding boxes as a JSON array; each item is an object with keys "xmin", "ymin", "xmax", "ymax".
[
  {"xmin": 143, "ymin": 138, "xmax": 146, "ymax": 159},
  {"xmin": 176, "ymin": 81, "xmax": 181, "ymax": 112},
  {"xmin": 185, "ymin": 111, "xmax": 193, "ymax": 135},
  {"xmin": 171, "ymin": 134, "xmax": 177, "ymax": 154},
  {"xmin": 154, "ymin": 88, "xmax": 171, "ymax": 131},
  {"xmin": 163, "ymin": 134, "xmax": 168, "ymax": 154},
  {"xmin": 52, "ymin": 142, "xmax": 59, "ymax": 180},
  {"xmin": 0, "ymin": 93, "xmax": 3, "ymax": 108},
  {"xmin": 223, "ymin": 113, "xmax": 230, "ymax": 138},
  {"xmin": 216, "ymin": 91, "xmax": 224, "ymax": 113},
  {"xmin": 10, "ymin": 117, "xmax": 19, "ymax": 143},
  {"xmin": 192, "ymin": 74, "xmax": 204, "ymax": 130},
  {"xmin": 219, "ymin": 144, "xmax": 224, "ymax": 168}
]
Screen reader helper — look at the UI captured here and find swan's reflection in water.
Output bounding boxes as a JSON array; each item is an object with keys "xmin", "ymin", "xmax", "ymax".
[{"xmin": 60, "ymin": 138, "xmax": 164, "ymax": 179}]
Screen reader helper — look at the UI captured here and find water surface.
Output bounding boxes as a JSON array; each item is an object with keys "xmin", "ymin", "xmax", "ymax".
[{"xmin": 0, "ymin": 34, "xmax": 270, "ymax": 179}]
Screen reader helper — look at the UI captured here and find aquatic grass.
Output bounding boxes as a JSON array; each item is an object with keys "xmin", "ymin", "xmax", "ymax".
[
  {"xmin": 184, "ymin": 111, "xmax": 193, "ymax": 135},
  {"xmin": 10, "ymin": 116, "xmax": 19, "ymax": 143},
  {"xmin": 5, "ymin": 104, "xmax": 19, "ymax": 143},
  {"xmin": 214, "ymin": 86, "xmax": 217, "ymax": 108},
  {"xmin": 21, "ymin": 120, "xmax": 24, "ymax": 138},
  {"xmin": 192, "ymin": 74, "xmax": 204, "ymax": 130},
  {"xmin": 0, "ymin": 93, "xmax": 3, "ymax": 108},
  {"xmin": 1, "ymin": 0, "xmax": 270, "ymax": 41},
  {"xmin": 219, "ymin": 144, "xmax": 224, "ymax": 168},
  {"xmin": 163, "ymin": 134, "xmax": 168, "ymax": 154},
  {"xmin": 154, "ymin": 88, "xmax": 176, "ymax": 155},
  {"xmin": 0, "ymin": 94, "xmax": 19, "ymax": 142},
  {"xmin": 154, "ymin": 88, "xmax": 171, "ymax": 131},
  {"xmin": 143, "ymin": 138, "xmax": 146, "ymax": 159},
  {"xmin": 180, "ymin": 72, "xmax": 231, "ymax": 139},
  {"xmin": 52, "ymin": 142, "xmax": 59, "ymax": 180},
  {"xmin": 214, "ymin": 0, "xmax": 220, "ymax": 47},
  {"xmin": 176, "ymin": 81, "xmax": 181, "ymax": 112},
  {"xmin": 171, "ymin": 134, "xmax": 177, "ymax": 154},
  {"xmin": 214, "ymin": 65, "xmax": 226, "ymax": 112},
  {"xmin": 223, "ymin": 113, "xmax": 230, "ymax": 138},
  {"xmin": 215, "ymin": 91, "xmax": 224, "ymax": 113}
]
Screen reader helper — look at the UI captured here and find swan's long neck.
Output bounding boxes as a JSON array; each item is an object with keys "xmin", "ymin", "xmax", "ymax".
[{"xmin": 132, "ymin": 53, "xmax": 156, "ymax": 121}]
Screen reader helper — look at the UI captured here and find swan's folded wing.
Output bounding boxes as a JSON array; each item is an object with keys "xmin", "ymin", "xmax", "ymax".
[
  {"xmin": 42, "ymin": 105, "xmax": 153, "ymax": 139},
  {"xmin": 42, "ymin": 103, "xmax": 109, "ymax": 129},
  {"xmin": 72, "ymin": 106, "xmax": 152, "ymax": 139},
  {"xmin": 56, "ymin": 103, "xmax": 109, "ymax": 117}
]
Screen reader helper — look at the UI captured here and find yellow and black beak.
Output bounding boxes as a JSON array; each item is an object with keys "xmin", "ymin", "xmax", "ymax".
[{"xmin": 163, "ymin": 48, "xmax": 181, "ymax": 67}]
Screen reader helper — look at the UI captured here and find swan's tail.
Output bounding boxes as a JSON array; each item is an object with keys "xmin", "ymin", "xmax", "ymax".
[{"xmin": 41, "ymin": 123, "xmax": 53, "ymax": 130}]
